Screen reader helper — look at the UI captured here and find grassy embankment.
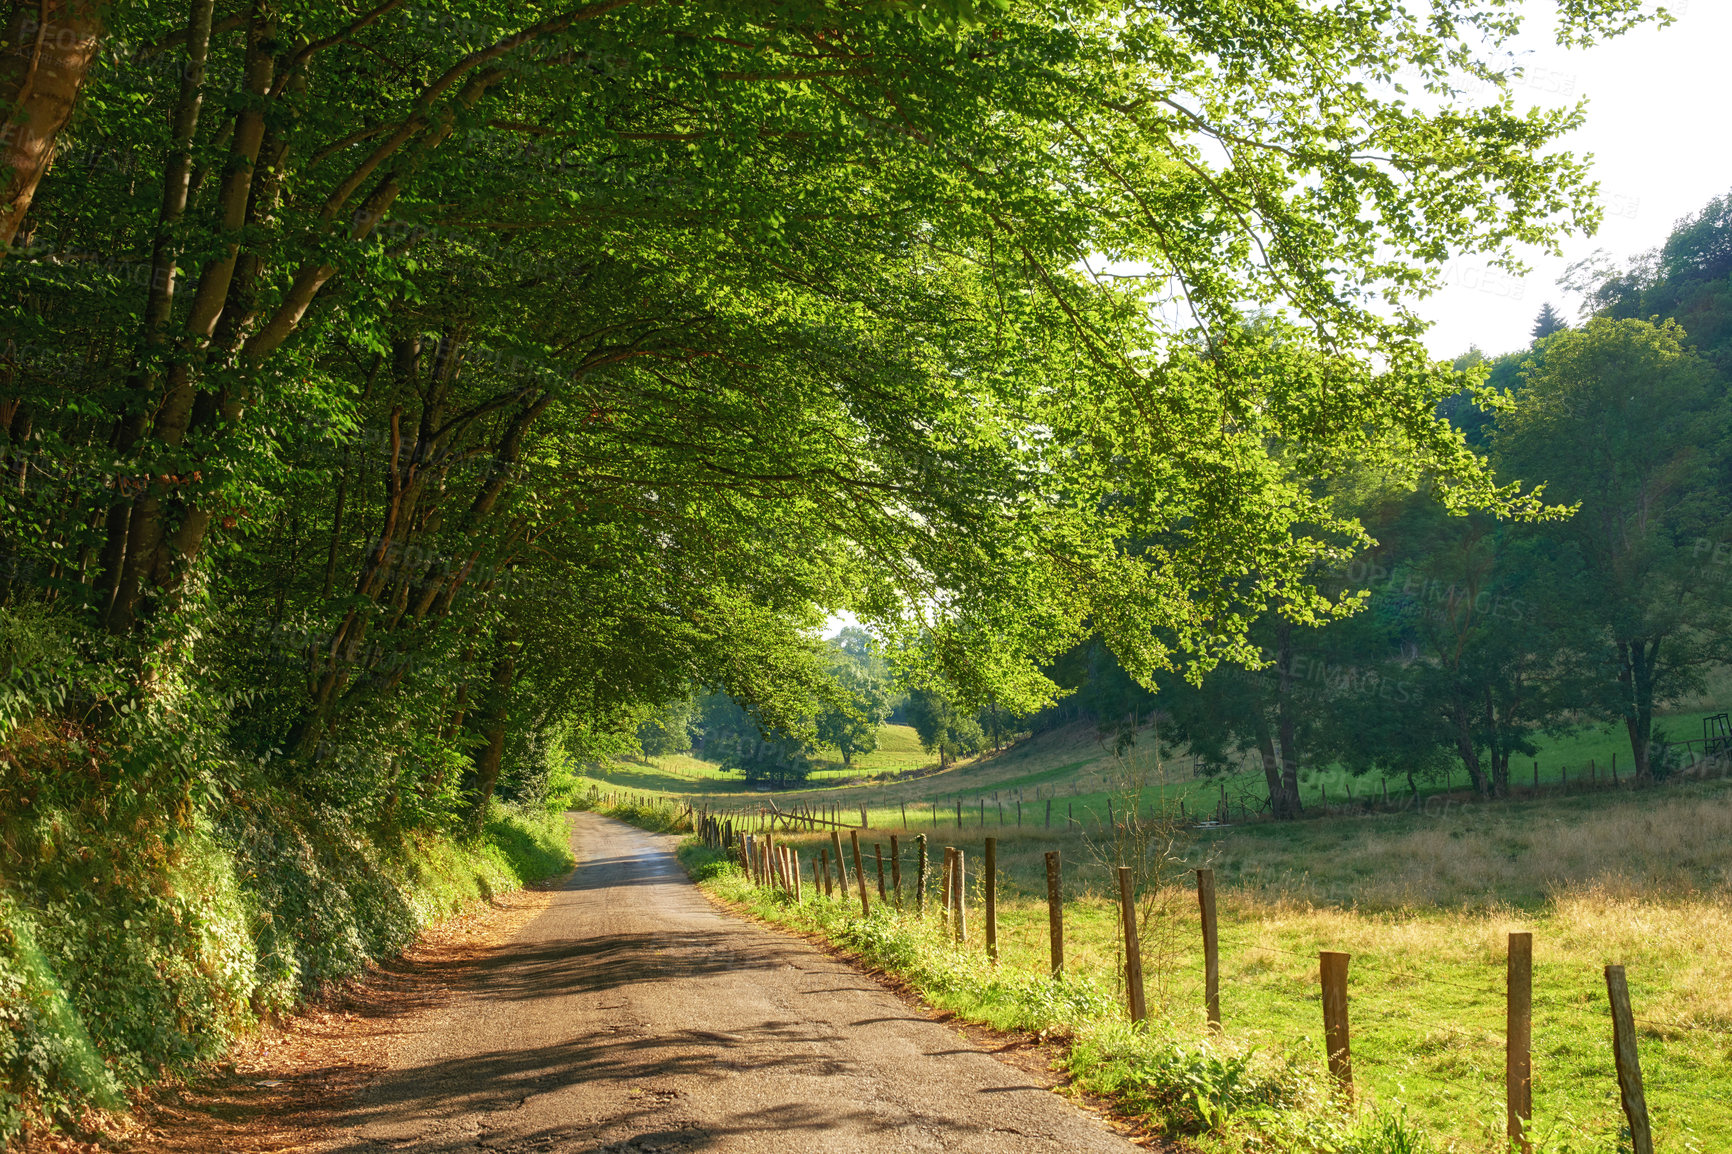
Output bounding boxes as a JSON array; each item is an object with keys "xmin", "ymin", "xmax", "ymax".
[
  {"xmin": 580, "ymin": 721, "xmax": 1732, "ymax": 1151},
  {"xmin": 1, "ymin": 788, "xmax": 574, "ymax": 1141}
]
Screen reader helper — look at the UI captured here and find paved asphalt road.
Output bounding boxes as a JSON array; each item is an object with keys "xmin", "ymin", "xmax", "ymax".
[{"xmin": 331, "ymin": 812, "xmax": 1137, "ymax": 1153}]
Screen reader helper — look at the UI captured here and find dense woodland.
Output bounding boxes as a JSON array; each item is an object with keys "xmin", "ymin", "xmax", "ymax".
[{"xmin": 0, "ymin": 0, "xmax": 1704, "ymax": 1134}]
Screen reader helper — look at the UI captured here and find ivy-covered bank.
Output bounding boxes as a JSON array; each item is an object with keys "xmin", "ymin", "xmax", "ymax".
[{"xmin": 0, "ymin": 795, "xmax": 571, "ymax": 1140}]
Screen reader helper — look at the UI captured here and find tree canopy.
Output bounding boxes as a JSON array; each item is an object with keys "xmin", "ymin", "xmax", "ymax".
[
  {"xmin": 0, "ymin": 0, "xmax": 1670, "ymax": 822},
  {"xmin": 1030, "ymin": 189, "xmax": 1732, "ymax": 804}
]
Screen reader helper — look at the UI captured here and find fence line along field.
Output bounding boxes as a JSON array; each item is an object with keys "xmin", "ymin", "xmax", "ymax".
[{"xmin": 571, "ymin": 722, "xmax": 1732, "ymax": 1150}]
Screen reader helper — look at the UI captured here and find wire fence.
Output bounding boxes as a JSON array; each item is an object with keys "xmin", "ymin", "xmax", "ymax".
[{"xmin": 589, "ymin": 788, "xmax": 1715, "ymax": 1153}]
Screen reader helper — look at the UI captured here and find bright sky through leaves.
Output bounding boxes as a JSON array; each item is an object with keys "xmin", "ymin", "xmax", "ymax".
[{"xmin": 1415, "ymin": 0, "xmax": 1732, "ymax": 359}]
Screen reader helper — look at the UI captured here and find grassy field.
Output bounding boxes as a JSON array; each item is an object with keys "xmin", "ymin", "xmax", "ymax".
[
  {"xmin": 577, "ymin": 706, "xmax": 1732, "ymax": 1152},
  {"xmin": 586, "ymin": 725, "xmax": 934, "ymax": 793},
  {"xmin": 576, "ymin": 707, "xmax": 1732, "ymax": 836},
  {"xmin": 650, "ymin": 779, "xmax": 1732, "ymax": 1151}
]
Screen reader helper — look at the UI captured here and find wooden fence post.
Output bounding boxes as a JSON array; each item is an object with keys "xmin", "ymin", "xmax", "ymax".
[
  {"xmin": 1507, "ymin": 932, "xmax": 1533, "ymax": 1152},
  {"xmin": 831, "ymin": 830, "xmax": 847, "ymax": 891},
  {"xmin": 890, "ymin": 834, "xmax": 903, "ymax": 910},
  {"xmin": 792, "ymin": 849, "xmax": 802, "ymax": 901},
  {"xmin": 916, "ymin": 834, "xmax": 928, "ymax": 914},
  {"xmin": 874, "ymin": 843, "xmax": 888, "ymax": 901},
  {"xmin": 1116, "ymin": 866, "xmax": 1146, "ymax": 1023},
  {"xmin": 1197, "ymin": 868, "xmax": 1221, "ymax": 1031},
  {"xmin": 951, "ymin": 848, "xmax": 966, "ymax": 943},
  {"xmin": 820, "ymin": 848, "xmax": 833, "ymax": 896},
  {"xmin": 812, "ymin": 853, "xmax": 823, "ymax": 899},
  {"xmin": 1045, "ymin": 851, "xmax": 1064, "ymax": 977},
  {"xmin": 941, "ymin": 847, "xmax": 954, "ymax": 922},
  {"xmin": 1605, "ymin": 965, "xmax": 1654, "ymax": 1154},
  {"xmin": 984, "ymin": 837, "xmax": 998, "ymax": 962},
  {"xmin": 1045, "ymin": 798, "xmax": 1052, "ymax": 829},
  {"xmin": 1320, "ymin": 951, "xmax": 1353, "ymax": 1101},
  {"xmin": 850, "ymin": 830, "xmax": 870, "ymax": 917}
]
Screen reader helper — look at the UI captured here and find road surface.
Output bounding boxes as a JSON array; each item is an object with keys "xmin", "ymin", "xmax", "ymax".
[{"xmin": 330, "ymin": 812, "xmax": 1138, "ymax": 1153}]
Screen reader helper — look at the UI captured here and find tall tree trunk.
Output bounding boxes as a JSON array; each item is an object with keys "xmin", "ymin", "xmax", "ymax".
[
  {"xmin": 1483, "ymin": 688, "xmax": 1509, "ymax": 797},
  {"xmin": 1618, "ymin": 638, "xmax": 1658, "ymax": 783},
  {"xmin": 1450, "ymin": 694, "xmax": 1490, "ymax": 797},
  {"xmin": 466, "ymin": 647, "xmax": 515, "ymax": 831},
  {"xmin": 1253, "ymin": 714, "xmax": 1287, "ymax": 818},
  {"xmin": 1274, "ymin": 623, "xmax": 1303, "ymax": 818},
  {"xmin": 0, "ymin": 0, "xmax": 104, "ymax": 252},
  {"xmin": 100, "ymin": 5, "xmax": 277, "ymax": 635}
]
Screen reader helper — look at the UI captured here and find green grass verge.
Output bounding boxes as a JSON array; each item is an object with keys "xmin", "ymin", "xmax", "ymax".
[{"xmin": 668, "ymin": 839, "xmax": 1464, "ymax": 1154}]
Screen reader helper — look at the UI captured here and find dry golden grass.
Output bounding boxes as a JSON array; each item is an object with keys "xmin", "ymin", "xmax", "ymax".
[{"xmin": 1205, "ymin": 780, "xmax": 1732, "ymax": 909}]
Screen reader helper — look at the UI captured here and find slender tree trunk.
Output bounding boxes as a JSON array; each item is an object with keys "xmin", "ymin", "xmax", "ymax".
[
  {"xmin": 1, "ymin": 0, "xmax": 104, "ymax": 252},
  {"xmin": 1451, "ymin": 695, "xmax": 1490, "ymax": 797},
  {"xmin": 1275, "ymin": 624, "xmax": 1303, "ymax": 817},
  {"xmin": 1253, "ymin": 715, "xmax": 1287, "ymax": 818},
  {"xmin": 1618, "ymin": 638, "xmax": 1658, "ymax": 783},
  {"xmin": 1484, "ymin": 688, "xmax": 1509, "ymax": 797},
  {"xmin": 466, "ymin": 647, "xmax": 515, "ymax": 831},
  {"xmin": 101, "ymin": 6, "xmax": 277, "ymax": 635}
]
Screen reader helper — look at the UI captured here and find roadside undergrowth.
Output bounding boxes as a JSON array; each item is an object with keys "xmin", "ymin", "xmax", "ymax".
[
  {"xmin": 1, "ymin": 793, "xmax": 573, "ymax": 1143},
  {"xmin": 651, "ymin": 836, "xmax": 1427, "ymax": 1154}
]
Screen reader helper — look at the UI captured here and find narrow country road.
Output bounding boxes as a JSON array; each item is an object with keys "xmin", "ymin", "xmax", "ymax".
[{"xmin": 330, "ymin": 812, "xmax": 1138, "ymax": 1153}]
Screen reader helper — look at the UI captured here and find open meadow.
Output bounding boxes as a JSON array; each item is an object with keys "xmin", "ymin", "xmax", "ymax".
[{"xmin": 576, "ymin": 720, "xmax": 1732, "ymax": 1150}]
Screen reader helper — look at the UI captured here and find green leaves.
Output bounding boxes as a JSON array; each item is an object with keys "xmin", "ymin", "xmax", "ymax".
[{"xmin": 0, "ymin": 0, "xmax": 1668, "ymax": 829}]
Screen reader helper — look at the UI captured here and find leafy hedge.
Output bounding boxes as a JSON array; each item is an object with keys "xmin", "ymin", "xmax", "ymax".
[{"xmin": 0, "ymin": 798, "xmax": 571, "ymax": 1140}]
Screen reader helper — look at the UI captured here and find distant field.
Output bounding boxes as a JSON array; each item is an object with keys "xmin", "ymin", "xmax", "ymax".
[
  {"xmin": 809, "ymin": 722, "xmax": 932, "ymax": 777},
  {"xmin": 574, "ymin": 724, "xmax": 937, "ymax": 796},
  {"xmin": 573, "ymin": 707, "xmax": 1732, "ymax": 835}
]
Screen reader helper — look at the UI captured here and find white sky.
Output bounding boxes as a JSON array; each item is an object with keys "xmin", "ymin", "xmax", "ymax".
[{"xmin": 1415, "ymin": 0, "xmax": 1732, "ymax": 359}]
